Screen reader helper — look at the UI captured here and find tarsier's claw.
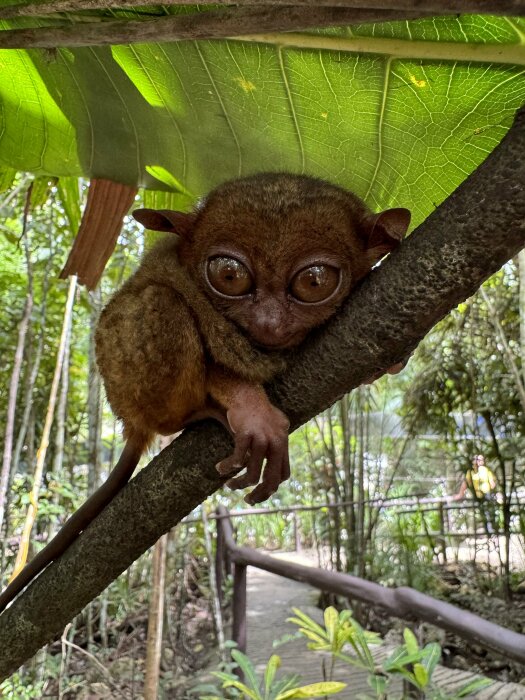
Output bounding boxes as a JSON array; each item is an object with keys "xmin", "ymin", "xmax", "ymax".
[{"xmin": 216, "ymin": 459, "xmax": 242, "ymax": 476}]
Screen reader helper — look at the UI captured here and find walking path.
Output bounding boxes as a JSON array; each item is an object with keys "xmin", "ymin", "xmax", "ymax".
[{"xmin": 245, "ymin": 551, "xmax": 525, "ymax": 699}]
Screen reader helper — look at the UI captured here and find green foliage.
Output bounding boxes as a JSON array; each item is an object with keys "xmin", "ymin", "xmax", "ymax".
[
  {"xmin": 0, "ymin": 673, "xmax": 44, "ymax": 699},
  {"xmin": 235, "ymin": 511, "xmax": 293, "ymax": 550},
  {"xmin": 288, "ymin": 606, "xmax": 380, "ymax": 672},
  {"xmin": 380, "ymin": 628, "xmax": 492, "ymax": 700},
  {"xmin": 1, "ymin": 15, "xmax": 524, "ymax": 228},
  {"xmin": 403, "ymin": 270, "xmax": 523, "ymax": 447},
  {"xmin": 207, "ymin": 649, "xmax": 346, "ymax": 700},
  {"xmin": 376, "ymin": 505, "xmax": 440, "ymax": 590},
  {"xmin": 288, "ymin": 607, "xmax": 493, "ymax": 700},
  {"xmin": 198, "ymin": 608, "xmax": 493, "ymax": 700}
]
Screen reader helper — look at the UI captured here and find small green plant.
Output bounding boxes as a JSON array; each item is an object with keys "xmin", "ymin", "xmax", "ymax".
[
  {"xmin": 288, "ymin": 606, "xmax": 387, "ymax": 694},
  {"xmin": 288, "ymin": 607, "xmax": 493, "ymax": 700},
  {"xmin": 200, "ymin": 648, "xmax": 346, "ymax": 699},
  {"xmin": 288, "ymin": 606, "xmax": 381, "ymax": 672},
  {"xmin": 383, "ymin": 628, "xmax": 441, "ymax": 697},
  {"xmin": 0, "ymin": 674, "xmax": 44, "ymax": 699},
  {"xmin": 382, "ymin": 629, "xmax": 492, "ymax": 700},
  {"xmin": 195, "ymin": 607, "xmax": 494, "ymax": 700}
]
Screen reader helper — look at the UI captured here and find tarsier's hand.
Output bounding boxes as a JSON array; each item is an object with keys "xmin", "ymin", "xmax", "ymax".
[{"xmin": 216, "ymin": 403, "xmax": 290, "ymax": 505}]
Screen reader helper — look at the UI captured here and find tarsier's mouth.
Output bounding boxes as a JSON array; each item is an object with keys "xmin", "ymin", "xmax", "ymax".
[{"xmin": 256, "ymin": 333, "xmax": 304, "ymax": 351}]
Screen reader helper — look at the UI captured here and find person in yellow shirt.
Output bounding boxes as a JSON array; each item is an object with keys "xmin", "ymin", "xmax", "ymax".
[{"xmin": 454, "ymin": 455, "xmax": 497, "ymax": 533}]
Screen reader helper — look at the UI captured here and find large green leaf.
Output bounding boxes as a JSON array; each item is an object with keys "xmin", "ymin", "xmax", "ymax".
[{"xmin": 0, "ymin": 11, "xmax": 524, "ymax": 226}]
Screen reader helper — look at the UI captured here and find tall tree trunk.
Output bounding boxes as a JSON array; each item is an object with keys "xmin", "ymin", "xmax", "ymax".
[
  {"xmin": 338, "ymin": 395, "xmax": 353, "ymax": 572},
  {"xmin": 12, "ymin": 240, "xmax": 52, "ymax": 476},
  {"xmin": 49, "ymin": 324, "xmax": 71, "ymax": 539},
  {"xmin": 144, "ymin": 435, "xmax": 172, "ymax": 699},
  {"xmin": 143, "ymin": 533, "xmax": 168, "ymax": 700},
  {"xmin": 482, "ymin": 410, "xmax": 512, "ymax": 601},
  {"xmin": 326, "ymin": 407, "xmax": 342, "ymax": 571},
  {"xmin": 12, "ymin": 330, "xmax": 43, "ymax": 477},
  {"xmin": 9, "ymin": 276, "xmax": 77, "ymax": 581},
  {"xmin": 87, "ymin": 288, "xmax": 103, "ymax": 495},
  {"xmin": 356, "ymin": 388, "xmax": 366, "ymax": 578},
  {"xmin": 0, "ymin": 295, "xmax": 32, "ymax": 534},
  {"xmin": 480, "ymin": 287, "xmax": 525, "ymax": 414},
  {"xmin": 518, "ymin": 251, "xmax": 525, "ymax": 384},
  {"xmin": 0, "ymin": 194, "xmax": 34, "ymax": 534}
]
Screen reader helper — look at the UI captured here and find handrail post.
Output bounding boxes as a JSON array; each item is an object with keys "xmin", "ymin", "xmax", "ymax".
[{"xmin": 232, "ymin": 563, "xmax": 247, "ymax": 659}]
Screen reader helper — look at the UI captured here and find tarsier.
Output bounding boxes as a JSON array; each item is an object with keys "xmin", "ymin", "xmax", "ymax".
[{"xmin": 0, "ymin": 173, "xmax": 410, "ymax": 612}]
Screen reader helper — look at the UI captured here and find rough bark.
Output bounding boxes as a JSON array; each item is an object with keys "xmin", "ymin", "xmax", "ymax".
[
  {"xmin": 0, "ymin": 7, "xmax": 435, "ymax": 49},
  {"xmin": 0, "ymin": 0, "xmax": 522, "ymax": 18},
  {"xmin": 0, "ymin": 106, "xmax": 523, "ymax": 679}
]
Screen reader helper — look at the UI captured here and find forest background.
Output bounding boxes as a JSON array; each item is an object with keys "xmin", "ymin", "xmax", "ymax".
[{"xmin": 0, "ymin": 4, "xmax": 525, "ymax": 698}]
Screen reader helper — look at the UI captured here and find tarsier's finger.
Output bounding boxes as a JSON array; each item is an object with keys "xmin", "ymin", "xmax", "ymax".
[
  {"xmin": 216, "ymin": 433, "xmax": 251, "ymax": 475},
  {"xmin": 245, "ymin": 441, "xmax": 287, "ymax": 505},
  {"xmin": 250, "ymin": 443, "xmax": 291, "ymax": 505},
  {"xmin": 226, "ymin": 464, "xmax": 261, "ymax": 490},
  {"xmin": 226, "ymin": 440, "xmax": 266, "ymax": 489}
]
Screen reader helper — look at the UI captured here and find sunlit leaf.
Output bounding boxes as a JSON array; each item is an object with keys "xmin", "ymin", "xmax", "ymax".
[
  {"xmin": 264, "ymin": 654, "xmax": 281, "ymax": 695},
  {"xmin": 231, "ymin": 649, "xmax": 261, "ymax": 694},
  {"xmin": 278, "ymin": 681, "xmax": 346, "ymax": 699},
  {"xmin": 0, "ymin": 14, "xmax": 524, "ymax": 229},
  {"xmin": 420, "ymin": 642, "xmax": 441, "ymax": 678},
  {"xmin": 323, "ymin": 607, "xmax": 339, "ymax": 645},
  {"xmin": 0, "ymin": 166, "xmax": 16, "ymax": 193},
  {"xmin": 413, "ymin": 662, "xmax": 428, "ymax": 688},
  {"xmin": 57, "ymin": 177, "xmax": 82, "ymax": 233},
  {"xmin": 403, "ymin": 628, "xmax": 419, "ymax": 655}
]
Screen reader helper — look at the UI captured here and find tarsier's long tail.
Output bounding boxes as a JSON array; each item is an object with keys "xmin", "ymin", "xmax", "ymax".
[{"xmin": 0, "ymin": 437, "xmax": 144, "ymax": 614}]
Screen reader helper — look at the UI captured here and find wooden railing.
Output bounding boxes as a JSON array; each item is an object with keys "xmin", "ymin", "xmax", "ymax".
[{"xmin": 214, "ymin": 505, "xmax": 525, "ymax": 665}]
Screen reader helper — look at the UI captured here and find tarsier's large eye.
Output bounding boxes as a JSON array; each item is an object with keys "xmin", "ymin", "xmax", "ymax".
[
  {"xmin": 290, "ymin": 265, "xmax": 340, "ymax": 303},
  {"xmin": 207, "ymin": 256, "xmax": 253, "ymax": 296}
]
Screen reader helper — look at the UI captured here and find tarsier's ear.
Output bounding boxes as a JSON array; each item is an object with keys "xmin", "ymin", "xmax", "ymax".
[
  {"xmin": 363, "ymin": 208, "xmax": 411, "ymax": 265},
  {"xmin": 132, "ymin": 209, "xmax": 197, "ymax": 238}
]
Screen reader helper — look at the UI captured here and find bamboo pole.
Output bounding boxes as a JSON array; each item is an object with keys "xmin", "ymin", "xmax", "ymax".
[
  {"xmin": 9, "ymin": 276, "xmax": 77, "ymax": 581},
  {"xmin": 143, "ymin": 533, "xmax": 168, "ymax": 699}
]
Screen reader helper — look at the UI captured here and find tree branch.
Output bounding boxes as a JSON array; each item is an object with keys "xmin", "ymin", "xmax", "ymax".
[
  {"xmin": 0, "ymin": 7, "xmax": 437, "ymax": 49},
  {"xmin": 0, "ymin": 0, "xmax": 523, "ymax": 19},
  {"xmin": 0, "ymin": 105, "xmax": 524, "ymax": 680}
]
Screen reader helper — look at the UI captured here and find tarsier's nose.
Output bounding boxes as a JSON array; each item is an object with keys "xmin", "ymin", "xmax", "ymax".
[{"xmin": 249, "ymin": 299, "xmax": 291, "ymax": 347}]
